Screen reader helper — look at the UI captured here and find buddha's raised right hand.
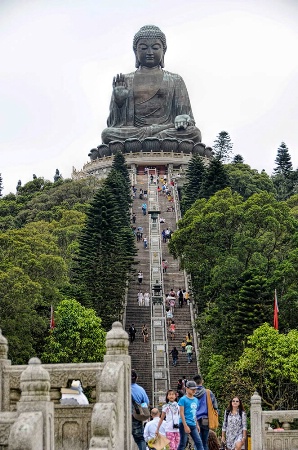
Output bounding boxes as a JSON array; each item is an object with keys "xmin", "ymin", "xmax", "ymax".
[{"xmin": 113, "ymin": 73, "xmax": 129, "ymax": 107}]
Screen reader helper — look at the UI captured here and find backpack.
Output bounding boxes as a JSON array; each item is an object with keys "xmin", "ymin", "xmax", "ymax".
[{"xmin": 132, "ymin": 398, "xmax": 150, "ymax": 422}]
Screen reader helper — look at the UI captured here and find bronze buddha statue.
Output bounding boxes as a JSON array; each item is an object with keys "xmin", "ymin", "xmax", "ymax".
[{"xmin": 101, "ymin": 25, "xmax": 202, "ymax": 145}]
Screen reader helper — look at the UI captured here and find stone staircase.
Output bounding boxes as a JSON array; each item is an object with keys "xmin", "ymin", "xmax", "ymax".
[
  {"xmin": 158, "ymin": 185, "xmax": 198, "ymax": 390},
  {"xmin": 125, "ymin": 173, "xmax": 198, "ymax": 405},
  {"xmin": 125, "ymin": 175, "xmax": 152, "ymax": 399}
]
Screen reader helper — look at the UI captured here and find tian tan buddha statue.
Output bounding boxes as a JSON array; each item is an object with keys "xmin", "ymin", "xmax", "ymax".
[{"xmin": 101, "ymin": 25, "xmax": 202, "ymax": 144}]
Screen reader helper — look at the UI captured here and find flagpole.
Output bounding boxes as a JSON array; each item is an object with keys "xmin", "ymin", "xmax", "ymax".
[{"xmin": 273, "ymin": 289, "xmax": 279, "ymax": 330}]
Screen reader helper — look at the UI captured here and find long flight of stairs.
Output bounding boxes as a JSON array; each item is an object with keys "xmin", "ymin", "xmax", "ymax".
[{"xmin": 125, "ymin": 173, "xmax": 198, "ymax": 404}]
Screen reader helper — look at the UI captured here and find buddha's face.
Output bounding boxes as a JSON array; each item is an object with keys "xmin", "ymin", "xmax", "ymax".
[{"xmin": 135, "ymin": 38, "xmax": 164, "ymax": 68}]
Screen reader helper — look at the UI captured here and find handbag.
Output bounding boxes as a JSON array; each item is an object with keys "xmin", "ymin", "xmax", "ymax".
[
  {"xmin": 132, "ymin": 398, "xmax": 150, "ymax": 422},
  {"xmin": 206, "ymin": 389, "xmax": 219, "ymax": 429},
  {"xmin": 219, "ymin": 442, "xmax": 227, "ymax": 450},
  {"xmin": 147, "ymin": 434, "xmax": 170, "ymax": 450}
]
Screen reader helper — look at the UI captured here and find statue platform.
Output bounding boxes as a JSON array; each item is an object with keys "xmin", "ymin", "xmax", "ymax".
[{"xmin": 72, "ymin": 138, "xmax": 212, "ymax": 181}]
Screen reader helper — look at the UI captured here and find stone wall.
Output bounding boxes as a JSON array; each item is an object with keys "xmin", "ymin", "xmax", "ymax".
[{"xmin": 0, "ymin": 322, "xmax": 131, "ymax": 450}]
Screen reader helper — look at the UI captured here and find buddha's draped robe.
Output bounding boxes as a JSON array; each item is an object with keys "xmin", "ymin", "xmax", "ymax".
[{"xmin": 101, "ymin": 70, "xmax": 201, "ymax": 144}]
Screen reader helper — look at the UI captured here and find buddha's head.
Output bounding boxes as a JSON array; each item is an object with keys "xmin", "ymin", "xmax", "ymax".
[{"xmin": 133, "ymin": 25, "xmax": 167, "ymax": 68}]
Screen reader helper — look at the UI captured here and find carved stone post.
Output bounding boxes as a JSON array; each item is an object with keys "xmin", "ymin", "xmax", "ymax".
[
  {"xmin": 251, "ymin": 391, "xmax": 263, "ymax": 450},
  {"xmin": 89, "ymin": 321, "xmax": 131, "ymax": 450},
  {"xmin": 0, "ymin": 329, "xmax": 11, "ymax": 412},
  {"xmin": 9, "ymin": 358, "xmax": 54, "ymax": 450}
]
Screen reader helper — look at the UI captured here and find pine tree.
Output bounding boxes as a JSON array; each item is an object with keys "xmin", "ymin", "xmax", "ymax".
[
  {"xmin": 181, "ymin": 154, "xmax": 206, "ymax": 213},
  {"xmin": 232, "ymin": 154, "xmax": 244, "ymax": 164},
  {"xmin": 213, "ymin": 131, "xmax": 233, "ymax": 162},
  {"xmin": 72, "ymin": 184, "xmax": 135, "ymax": 329},
  {"xmin": 273, "ymin": 142, "xmax": 293, "ymax": 177},
  {"xmin": 200, "ymin": 158, "xmax": 230, "ymax": 199}
]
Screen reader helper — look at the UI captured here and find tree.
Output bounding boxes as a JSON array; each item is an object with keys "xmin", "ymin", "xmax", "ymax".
[
  {"xmin": 181, "ymin": 154, "xmax": 206, "ymax": 213},
  {"xmin": 42, "ymin": 299, "xmax": 106, "ymax": 363},
  {"xmin": 233, "ymin": 324, "xmax": 298, "ymax": 409},
  {"xmin": 273, "ymin": 142, "xmax": 293, "ymax": 177},
  {"xmin": 213, "ymin": 131, "xmax": 233, "ymax": 162},
  {"xmin": 169, "ymin": 188, "xmax": 297, "ymax": 358},
  {"xmin": 225, "ymin": 163, "xmax": 275, "ymax": 200},
  {"xmin": 0, "ymin": 266, "xmax": 46, "ymax": 364},
  {"xmin": 72, "ymin": 184, "xmax": 135, "ymax": 329},
  {"xmin": 232, "ymin": 154, "xmax": 244, "ymax": 164},
  {"xmin": 200, "ymin": 158, "xmax": 229, "ymax": 199}
]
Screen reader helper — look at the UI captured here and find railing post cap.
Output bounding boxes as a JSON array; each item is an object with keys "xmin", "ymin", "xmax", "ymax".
[
  {"xmin": 251, "ymin": 391, "xmax": 262, "ymax": 403},
  {"xmin": 106, "ymin": 321, "xmax": 129, "ymax": 355},
  {"xmin": 20, "ymin": 357, "xmax": 50, "ymax": 402}
]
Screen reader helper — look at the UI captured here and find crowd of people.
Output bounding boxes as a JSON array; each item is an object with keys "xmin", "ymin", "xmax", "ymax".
[{"xmin": 131, "ymin": 370, "xmax": 247, "ymax": 450}]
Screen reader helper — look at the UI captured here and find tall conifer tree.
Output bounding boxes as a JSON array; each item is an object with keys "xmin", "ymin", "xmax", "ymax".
[
  {"xmin": 181, "ymin": 155, "xmax": 206, "ymax": 213},
  {"xmin": 273, "ymin": 142, "xmax": 293, "ymax": 177},
  {"xmin": 213, "ymin": 131, "xmax": 233, "ymax": 162},
  {"xmin": 200, "ymin": 158, "xmax": 230, "ymax": 199}
]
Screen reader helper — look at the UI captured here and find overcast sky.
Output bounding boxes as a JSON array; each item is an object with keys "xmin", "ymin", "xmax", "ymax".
[{"xmin": 1, "ymin": 0, "xmax": 297, "ymax": 195}]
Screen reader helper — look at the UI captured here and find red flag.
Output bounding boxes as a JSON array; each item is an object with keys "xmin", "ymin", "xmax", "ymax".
[
  {"xmin": 273, "ymin": 290, "xmax": 279, "ymax": 330},
  {"xmin": 50, "ymin": 305, "xmax": 55, "ymax": 330}
]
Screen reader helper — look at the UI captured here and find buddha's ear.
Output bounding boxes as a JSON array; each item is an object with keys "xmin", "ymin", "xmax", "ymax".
[
  {"xmin": 160, "ymin": 55, "xmax": 165, "ymax": 68},
  {"xmin": 134, "ymin": 52, "xmax": 140, "ymax": 68}
]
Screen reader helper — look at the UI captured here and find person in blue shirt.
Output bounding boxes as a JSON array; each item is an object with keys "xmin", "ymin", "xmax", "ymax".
[
  {"xmin": 177, "ymin": 381, "xmax": 204, "ymax": 450},
  {"xmin": 131, "ymin": 369, "xmax": 150, "ymax": 450},
  {"xmin": 193, "ymin": 374, "xmax": 218, "ymax": 450}
]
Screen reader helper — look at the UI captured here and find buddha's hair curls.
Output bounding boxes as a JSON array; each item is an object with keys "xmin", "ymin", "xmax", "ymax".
[{"xmin": 133, "ymin": 25, "xmax": 167, "ymax": 67}]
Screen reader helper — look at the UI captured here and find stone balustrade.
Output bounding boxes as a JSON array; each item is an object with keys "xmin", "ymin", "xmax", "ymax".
[
  {"xmin": 251, "ymin": 391, "xmax": 298, "ymax": 450},
  {"xmin": 0, "ymin": 322, "xmax": 131, "ymax": 450}
]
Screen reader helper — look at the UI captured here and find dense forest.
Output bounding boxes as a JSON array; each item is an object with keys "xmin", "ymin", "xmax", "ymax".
[{"xmin": 0, "ymin": 152, "xmax": 135, "ymax": 364}]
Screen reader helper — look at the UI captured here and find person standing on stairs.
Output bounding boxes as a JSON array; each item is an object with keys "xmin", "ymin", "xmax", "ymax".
[
  {"xmin": 129, "ymin": 324, "xmax": 137, "ymax": 343},
  {"xmin": 131, "ymin": 370, "xmax": 150, "ymax": 450},
  {"xmin": 138, "ymin": 291, "xmax": 144, "ymax": 306},
  {"xmin": 170, "ymin": 346, "xmax": 179, "ymax": 366},
  {"xmin": 142, "ymin": 324, "xmax": 149, "ymax": 343},
  {"xmin": 193, "ymin": 374, "xmax": 218, "ymax": 450},
  {"xmin": 138, "ymin": 271, "xmax": 143, "ymax": 284},
  {"xmin": 144, "ymin": 290, "xmax": 150, "ymax": 307}
]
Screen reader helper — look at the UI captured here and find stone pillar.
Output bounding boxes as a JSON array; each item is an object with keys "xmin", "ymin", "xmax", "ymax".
[
  {"xmin": 104, "ymin": 321, "xmax": 131, "ymax": 450},
  {"xmin": 9, "ymin": 358, "xmax": 54, "ymax": 450},
  {"xmin": 251, "ymin": 391, "xmax": 263, "ymax": 450},
  {"xmin": 0, "ymin": 329, "xmax": 11, "ymax": 412},
  {"xmin": 89, "ymin": 322, "xmax": 131, "ymax": 450}
]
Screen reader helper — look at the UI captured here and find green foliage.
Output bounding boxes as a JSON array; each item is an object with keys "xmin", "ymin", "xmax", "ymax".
[
  {"xmin": 181, "ymin": 154, "xmax": 206, "ymax": 213},
  {"xmin": 274, "ymin": 142, "xmax": 293, "ymax": 176},
  {"xmin": 42, "ymin": 299, "xmax": 106, "ymax": 363},
  {"xmin": 226, "ymin": 163, "xmax": 275, "ymax": 200},
  {"xmin": 0, "ymin": 177, "xmax": 102, "ymax": 230},
  {"xmin": 232, "ymin": 154, "xmax": 244, "ymax": 164},
  {"xmin": 72, "ymin": 175, "xmax": 136, "ymax": 329},
  {"xmin": 170, "ymin": 188, "xmax": 297, "ymax": 360},
  {"xmin": 232, "ymin": 324, "xmax": 298, "ymax": 409},
  {"xmin": 213, "ymin": 131, "xmax": 233, "ymax": 162},
  {"xmin": 0, "ymin": 266, "xmax": 46, "ymax": 364},
  {"xmin": 0, "ymin": 177, "xmax": 104, "ymax": 363},
  {"xmin": 200, "ymin": 158, "xmax": 229, "ymax": 199}
]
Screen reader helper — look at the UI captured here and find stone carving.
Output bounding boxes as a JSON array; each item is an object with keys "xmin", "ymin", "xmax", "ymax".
[{"xmin": 101, "ymin": 25, "xmax": 201, "ymax": 145}]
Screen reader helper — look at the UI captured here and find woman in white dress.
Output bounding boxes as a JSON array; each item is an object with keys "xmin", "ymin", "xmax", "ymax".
[
  {"xmin": 144, "ymin": 291, "xmax": 150, "ymax": 307},
  {"xmin": 138, "ymin": 291, "xmax": 144, "ymax": 306}
]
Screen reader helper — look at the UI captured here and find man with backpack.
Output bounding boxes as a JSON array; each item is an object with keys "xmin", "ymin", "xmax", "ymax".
[
  {"xmin": 131, "ymin": 369, "xmax": 150, "ymax": 450},
  {"xmin": 193, "ymin": 374, "xmax": 218, "ymax": 450}
]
